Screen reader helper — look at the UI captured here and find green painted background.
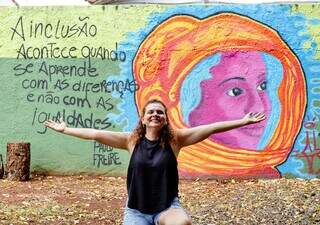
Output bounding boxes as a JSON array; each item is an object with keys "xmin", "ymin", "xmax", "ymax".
[
  {"xmin": 0, "ymin": 6, "xmax": 159, "ymax": 175},
  {"xmin": 0, "ymin": 4, "xmax": 320, "ymax": 178}
]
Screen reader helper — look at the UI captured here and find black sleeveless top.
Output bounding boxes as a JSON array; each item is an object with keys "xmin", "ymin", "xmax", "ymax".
[{"xmin": 126, "ymin": 137, "xmax": 179, "ymax": 214}]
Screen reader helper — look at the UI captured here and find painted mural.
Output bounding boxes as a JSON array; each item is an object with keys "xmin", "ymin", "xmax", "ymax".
[{"xmin": 0, "ymin": 4, "xmax": 319, "ymax": 179}]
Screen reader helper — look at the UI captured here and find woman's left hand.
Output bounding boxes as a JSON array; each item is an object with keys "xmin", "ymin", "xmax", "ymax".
[{"xmin": 243, "ymin": 112, "xmax": 266, "ymax": 124}]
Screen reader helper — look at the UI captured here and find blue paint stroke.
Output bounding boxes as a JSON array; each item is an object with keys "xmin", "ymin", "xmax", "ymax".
[
  {"xmin": 180, "ymin": 54, "xmax": 221, "ymax": 125},
  {"xmin": 116, "ymin": 4, "xmax": 320, "ymax": 178},
  {"xmin": 257, "ymin": 53, "xmax": 283, "ymax": 149}
]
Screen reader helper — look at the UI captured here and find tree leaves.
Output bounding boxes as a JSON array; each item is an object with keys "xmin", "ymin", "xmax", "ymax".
[
  {"xmin": 180, "ymin": 178, "xmax": 320, "ymax": 225},
  {"xmin": 0, "ymin": 176, "xmax": 319, "ymax": 224}
]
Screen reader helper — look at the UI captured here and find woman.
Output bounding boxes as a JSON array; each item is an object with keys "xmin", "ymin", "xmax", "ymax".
[{"xmin": 45, "ymin": 99, "xmax": 265, "ymax": 225}]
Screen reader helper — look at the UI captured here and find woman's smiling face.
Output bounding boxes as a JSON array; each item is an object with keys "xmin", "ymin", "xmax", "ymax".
[
  {"xmin": 189, "ymin": 51, "xmax": 272, "ymax": 149},
  {"xmin": 142, "ymin": 102, "xmax": 167, "ymax": 129}
]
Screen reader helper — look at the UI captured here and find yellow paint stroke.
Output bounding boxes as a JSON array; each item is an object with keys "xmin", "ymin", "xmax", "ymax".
[{"xmin": 133, "ymin": 13, "xmax": 306, "ymax": 178}]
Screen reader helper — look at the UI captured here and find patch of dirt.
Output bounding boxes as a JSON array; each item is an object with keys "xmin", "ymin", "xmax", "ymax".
[{"xmin": 0, "ymin": 176, "xmax": 319, "ymax": 225}]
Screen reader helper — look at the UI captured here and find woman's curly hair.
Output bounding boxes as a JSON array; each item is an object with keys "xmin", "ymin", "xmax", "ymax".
[{"xmin": 131, "ymin": 99, "xmax": 175, "ymax": 148}]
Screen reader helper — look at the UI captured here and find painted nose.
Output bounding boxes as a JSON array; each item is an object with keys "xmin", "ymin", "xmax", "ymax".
[{"xmin": 245, "ymin": 92, "xmax": 268, "ymax": 114}]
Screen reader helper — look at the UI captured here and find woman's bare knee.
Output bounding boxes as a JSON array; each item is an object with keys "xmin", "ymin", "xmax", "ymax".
[
  {"xmin": 159, "ymin": 208, "xmax": 192, "ymax": 225},
  {"xmin": 160, "ymin": 218, "xmax": 192, "ymax": 225},
  {"xmin": 176, "ymin": 217, "xmax": 192, "ymax": 225}
]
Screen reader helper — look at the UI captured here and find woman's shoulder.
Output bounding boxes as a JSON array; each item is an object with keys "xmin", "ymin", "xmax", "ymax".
[
  {"xmin": 127, "ymin": 132, "xmax": 139, "ymax": 154},
  {"xmin": 168, "ymin": 130, "xmax": 181, "ymax": 156}
]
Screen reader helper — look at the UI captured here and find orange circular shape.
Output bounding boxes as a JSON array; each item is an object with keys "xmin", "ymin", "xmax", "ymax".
[{"xmin": 133, "ymin": 13, "xmax": 306, "ymax": 178}]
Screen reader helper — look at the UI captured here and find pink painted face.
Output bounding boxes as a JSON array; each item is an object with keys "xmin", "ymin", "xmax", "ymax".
[{"xmin": 189, "ymin": 51, "xmax": 272, "ymax": 149}]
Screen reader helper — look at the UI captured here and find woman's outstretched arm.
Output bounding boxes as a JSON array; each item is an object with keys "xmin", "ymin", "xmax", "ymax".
[
  {"xmin": 175, "ymin": 112, "xmax": 266, "ymax": 148},
  {"xmin": 44, "ymin": 119, "xmax": 130, "ymax": 150}
]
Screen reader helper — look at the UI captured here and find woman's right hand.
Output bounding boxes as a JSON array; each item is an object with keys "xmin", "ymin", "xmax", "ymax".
[
  {"xmin": 242, "ymin": 112, "xmax": 266, "ymax": 124},
  {"xmin": 44, "ymin": 118, "xmax": 67, "ymax": 133}
]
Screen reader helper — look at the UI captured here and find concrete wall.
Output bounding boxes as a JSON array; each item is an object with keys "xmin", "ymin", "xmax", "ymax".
[{"xmin": 0, "ymin": 4, "xmax": 319, "ymax": 179}]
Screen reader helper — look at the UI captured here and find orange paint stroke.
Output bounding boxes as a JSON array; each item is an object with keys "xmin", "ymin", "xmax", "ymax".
[{"xmin": 133, "ymin": 13, "xmax": 306, "ymax": 179}]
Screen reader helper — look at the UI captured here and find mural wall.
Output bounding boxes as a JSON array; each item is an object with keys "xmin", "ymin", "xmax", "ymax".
[{"xmin": 0, "ymin": 4, "xmax": 319, "ymax": 179}]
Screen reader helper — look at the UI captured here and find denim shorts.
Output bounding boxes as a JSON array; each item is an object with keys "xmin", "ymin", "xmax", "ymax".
[{"xmin": 123, "ymin": 197, "xmax": 186, "ymax": 225}]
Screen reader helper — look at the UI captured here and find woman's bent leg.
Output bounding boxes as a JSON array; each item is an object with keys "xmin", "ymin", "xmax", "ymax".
[
  {"xmin": 123, "ymin": 207, "xmax": 153, "ymax": 225},
  {"xmin": 154, "ymin": 198, "xmax": 192, "ymax": 225},
  {"xmin": 157, "ymin": 208, "xmax": 191, "ymax": 225}
]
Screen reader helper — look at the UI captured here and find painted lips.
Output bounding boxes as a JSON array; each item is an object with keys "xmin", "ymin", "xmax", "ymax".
[{"xmin": 239, "ymin": 125, "xmax": 265, "ymax": 137}]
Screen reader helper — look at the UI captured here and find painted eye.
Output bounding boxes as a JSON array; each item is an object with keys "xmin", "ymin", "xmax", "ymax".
[
  {"xmin": 257, "ymin": 81, "xmax": 267, "ymax": 91},
  {"xmin": 227, "ymin": 87, "xmax": 243, "ymax": 96}
]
